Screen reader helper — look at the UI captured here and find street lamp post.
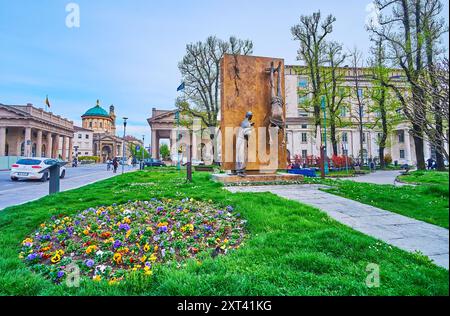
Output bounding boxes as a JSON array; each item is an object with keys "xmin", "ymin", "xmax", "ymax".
[
  {"xmin": 141, "ymin": 135, "xmax": 145, "ymax": 170},
  {"xmin": 121, "ymin": 117, "xmax": 128, "ymax": 174}
]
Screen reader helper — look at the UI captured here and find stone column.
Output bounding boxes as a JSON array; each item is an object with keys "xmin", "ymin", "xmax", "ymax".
[
  {"xmin": 36, "ymin": 130, "xmax": 43, "ymax": 158},
  {"xmin": 61, "ymin": 136, "xmax": 67, "ymax": 161},
  {"xmin": 0, "ymin": 127, "xmax": 6, "ymax": 157},
  {"xmin": 68, "ymin": 137, "xmax": 73, "ymax": 160},
  {"xmin": 151, "ymin": 130, "xmax": 158, "ymax": 158},
  {"xmin": 46, "ymin": 134, "xmax": 53, "ymax": 158},
  {"xmin": 52, "ymin": 134, "xmax": 59, "ymax": 159},
  {"xmin": 24, "ymin": 127, "xmax": 32, "ymax": 157},
  {"xmin": 405, "ymin": 129, "xmax": 412, "ymax": 164}
]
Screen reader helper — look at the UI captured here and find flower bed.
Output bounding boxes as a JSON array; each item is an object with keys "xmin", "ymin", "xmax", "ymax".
[{"xmin": 20, "ymin": 198, "xmax": 246, "ymax": 285}]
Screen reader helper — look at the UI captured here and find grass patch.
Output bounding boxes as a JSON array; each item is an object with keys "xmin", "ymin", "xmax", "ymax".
[
  {"xmin": 0, "ymin": 169, "xmax": 448, "ymax": 295},
  {"xmin": 313, "ymin": 177, "xmax": 449, "ymax": 229},
  {"xmin": 398, "ymin": 170, "xmax": 449, "ymax": 186}
]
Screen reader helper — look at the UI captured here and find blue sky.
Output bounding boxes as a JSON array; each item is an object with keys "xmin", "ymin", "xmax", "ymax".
[{"xmin": 1, "ymin": 0, "xmax": 448, "ymax": 144}]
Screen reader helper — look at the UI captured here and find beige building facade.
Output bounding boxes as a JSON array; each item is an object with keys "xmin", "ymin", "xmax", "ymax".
[
  {"xmin": 73, "ymin": 126, "xmax": 94, "ymax": 157},
  {"xmin": 284, "ymin": 65, "xmax": 444, "ymax": 166},
  {"xmin": 0, "ymin": 104, "xmax": 74, "ymax": 164}
]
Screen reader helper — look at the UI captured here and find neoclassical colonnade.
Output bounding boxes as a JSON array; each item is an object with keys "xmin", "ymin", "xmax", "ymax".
[{"xmin": 0, "ymin": 104, "xmax": 74, "ymax": 160}]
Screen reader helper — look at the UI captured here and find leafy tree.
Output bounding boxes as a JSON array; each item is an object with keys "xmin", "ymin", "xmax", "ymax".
[
  {"xmin": 159, "ymin": 144, "xmax": 170, "ymax": 160},
  {"xmin": 368, "ymin": 36, "xmax": 402, "ymax": 168},
  {"xmin": 369, "ymin": 0, "xmax": 428, "ymax": 169},
  {"xmin": 320, "ymin": 41, "xmax": 350, "ymax": 156}
]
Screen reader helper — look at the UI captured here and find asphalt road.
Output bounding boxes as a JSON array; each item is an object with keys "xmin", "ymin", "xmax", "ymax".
[{"xmin": 0, "ymin": 164, "xmax": 137, "ymax": 211}]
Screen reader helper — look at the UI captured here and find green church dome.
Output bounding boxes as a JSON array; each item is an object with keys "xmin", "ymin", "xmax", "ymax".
[{"xmin": 82, "ymin": 101, "xmax": 110, "ymax": 118}]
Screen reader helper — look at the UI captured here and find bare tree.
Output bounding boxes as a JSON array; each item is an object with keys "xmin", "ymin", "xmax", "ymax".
[
  {"xmin": 177, "ymin": 36, "xmax": 253, "ymax": 162},
  {"xmin": 291, "ymin": 11, "xmax": 336, "ymax": 131},
  {"xmin": 349, "ymin": 48, "xmax": 368, "ymax": 165},
  {"xmin": 405, "ymin": 58, "xmax": 449, "ymax": 162},
  {"xmin": 422, "ymin": 0, "xmax": 449, "ymax": 170},
  {"xmin": 321, "ymin": 41, "xmax": 349, "ymax": 156}
]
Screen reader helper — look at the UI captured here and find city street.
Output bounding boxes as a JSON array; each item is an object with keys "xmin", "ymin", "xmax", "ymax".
[{"xmin": 0, "ymin": 164, "xmax": 136, "ymax": 211}]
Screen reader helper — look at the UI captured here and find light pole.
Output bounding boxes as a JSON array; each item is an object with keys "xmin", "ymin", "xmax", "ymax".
[
  {"xmin": 121, "ymin": 117, "xmax": 128, "ymax": 174},
  {"xmin": 321, "ymin": 96, "xmax": 329, "ymax": 176},
  {"xmin": 175, "ymin": 110, "xmax": 181, "ymax": 171},
  {"xmin": 141, "ymin": 135, "xmax": 145, "ymax": 170}
]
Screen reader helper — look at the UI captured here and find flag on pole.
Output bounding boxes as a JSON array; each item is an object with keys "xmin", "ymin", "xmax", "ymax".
[
  {"xmin": 45, "ymin": 95, "xmax": 51, "ymax": 108},
  {"xmin": 177, "ymin": 82, "xmax": 185, "ymax": 92}
]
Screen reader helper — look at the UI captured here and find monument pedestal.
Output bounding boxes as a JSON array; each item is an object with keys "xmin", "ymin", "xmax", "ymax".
[{"xmin": 211, "ymin": 173, "xmax": 304, "ymax": 185}]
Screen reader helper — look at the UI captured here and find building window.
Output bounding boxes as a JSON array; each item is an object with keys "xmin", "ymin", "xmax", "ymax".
[
  {"xmin": 301, "ymin": 150, "xmax": 308, "ymax": 158},
  {"xmin": 301, "ymin": 124, "xmax": 308, "ymax": 129},
  {"xmin": 342, "ymin": 132, "xmax": 348, "ymax": 143},
  {"xmin": 100, "ymin": 122, "xmax": 103, "ymax": 128},
  {"xmin": 89, "ymin": 122, "xmax": 93, "ymax": 128},
  {"xmin": 400, "ymin": 150, "xmax": 405, "ymax": 159},
  {"xmin": 301, "ymin": 133, "xmax": 308, "ymax": 143},
  {"xmin": 298, "ymin": 78, "xmax": 308, "ymax": 88},
  {"xmin": 78, "ymin": 134, "xmax": 82, "ymax": 139},
  {"xmin": 398, "ymin": 131, "xmax": 405, "ymax": 143},
  {"xmin": 343, "ymin": 149, "xmax": 349, "ymax": 156},
  {"xmin": 340, "ymin": 106, "xmax": 347, "ymax": 117},
  {"xmin": 85, "ymin": 134, "xmax": 89, "ymax": 139}
]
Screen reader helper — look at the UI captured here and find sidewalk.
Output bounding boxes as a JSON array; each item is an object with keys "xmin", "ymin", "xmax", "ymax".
[{"xmin": 226, "ymin": 184, "xmax": 449, "ymax": 269}]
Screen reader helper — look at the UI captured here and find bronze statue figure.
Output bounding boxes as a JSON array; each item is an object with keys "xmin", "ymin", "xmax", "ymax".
[
  {"xmin": 235, "ymin": 111, "xmax": 254, "ymax": 177},
  {"xmin": 268, "ymin": 61, "xmax": 285, "ymax": 147}
]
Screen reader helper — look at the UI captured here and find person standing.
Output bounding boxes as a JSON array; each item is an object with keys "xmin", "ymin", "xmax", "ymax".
[
  {"xmin": 112, "ymin": 157, "xmax": 119, "ymax": 173},
  {"xmin": 427, "ymin": 157, "xmax": 434, "ymax": 170}
]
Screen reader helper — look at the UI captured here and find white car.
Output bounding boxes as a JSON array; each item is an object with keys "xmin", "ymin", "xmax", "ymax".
[{"xmin": 10, "ymin": 158, "xmax": 66, "ymax": 182}]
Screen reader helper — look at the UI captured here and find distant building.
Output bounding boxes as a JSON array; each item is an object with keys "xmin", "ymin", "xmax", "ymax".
[
  {"xmin": 73, "ymin": 126, "xmax": 94, "ymax": 157},
  {"xmin": 0, "ymin": 103, "xmax": 74, "ymax": 168},
  {"xmin": 81, "ymin": 101, "xmax": 124, "ymax": 162}
]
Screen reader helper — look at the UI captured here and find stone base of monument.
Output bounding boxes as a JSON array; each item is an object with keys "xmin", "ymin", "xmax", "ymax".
[{"xmin": 211, "ymin": 173, "xmax": 304, "ymax": 185}]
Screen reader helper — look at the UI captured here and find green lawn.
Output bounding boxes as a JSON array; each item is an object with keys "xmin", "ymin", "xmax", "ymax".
[
  {"xmin": 0, "ymin": 169, "xmax": 447, "ymax": 295},
  {"xmin": 311, "ymin": 174, "xmax": 449, "ymax": 229},
  {"xmin": 398, "ymin": 170, "xmax": 449, "ymax": 186}
]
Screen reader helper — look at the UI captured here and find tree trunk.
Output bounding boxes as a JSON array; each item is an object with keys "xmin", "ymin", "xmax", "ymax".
[
  {"xmin": 412, "ymin": 87, "xmax": 426, "ymax": 170},
  {"xmin": 412, "ymin": 123, "xmax": 426, "ymax": 170},
  {"xmin": 330, "ymin": 119, "xmax": 338, "ymax": 156},
  {"xmin": 379, "ymin": 147, "xmax": 385, "ymax": 169}
]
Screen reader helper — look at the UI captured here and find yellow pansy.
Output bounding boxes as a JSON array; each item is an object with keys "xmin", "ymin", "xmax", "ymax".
[
  {"xmin": 149, "ymin": 253, "xmax": 157, "ymax": 262},
  {"xmin": 144, "ymin": 244, "xmax": 150, "ymax": 252},
  {"xmin": 93, "ymin": 275, "xmax": 102, "ymax": 282},
  {"xmin": 51, "ymin": 254, "xmax": 61, "ymax": 264}
]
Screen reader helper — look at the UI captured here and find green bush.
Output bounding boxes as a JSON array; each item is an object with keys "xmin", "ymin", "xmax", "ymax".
[{"xmin": 77, "ymin": 156, "xmax": 101, "ymax": 163}]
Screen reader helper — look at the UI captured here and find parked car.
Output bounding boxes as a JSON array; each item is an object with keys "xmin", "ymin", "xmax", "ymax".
[
  {"xmin": 10, "ymin": 158, "xmax": 66, "ymax": 182},
  {"xmin": 144, "ymin": 158, "xmax": 166, "ymax": 167}
]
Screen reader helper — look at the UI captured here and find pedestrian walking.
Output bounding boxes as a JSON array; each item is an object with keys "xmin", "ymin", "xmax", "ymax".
[{"xmin": 106, "ymin": 159, "xmax": 112, "ymax": 171}]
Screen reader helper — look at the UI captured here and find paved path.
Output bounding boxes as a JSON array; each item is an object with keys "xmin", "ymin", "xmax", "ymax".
[
  {"xmin": 341, "ymin": 170, "xmax": 407, "ymax": 186},
  {"xmin": 0, "ymin": 164, "xmax": 138, "ymax": 211},
  {"xmin": 226, "ymin": 184, "xmax": 449, "ymax": 269}
]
